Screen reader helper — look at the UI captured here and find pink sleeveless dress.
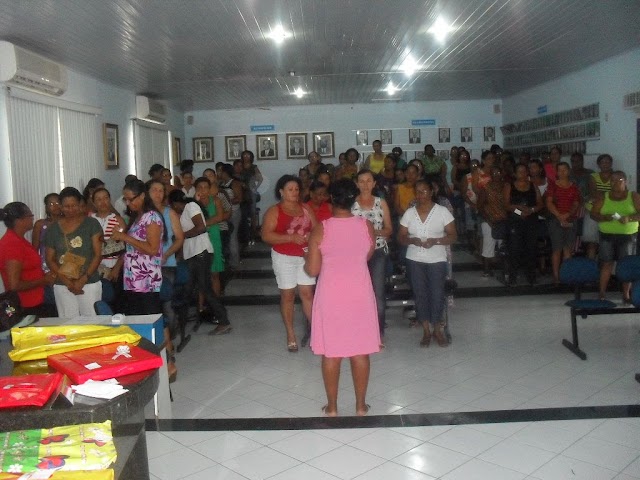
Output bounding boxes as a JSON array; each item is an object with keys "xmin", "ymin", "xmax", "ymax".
[{"xmin": 311, "ymin": 216, "xmax": 380, "ymax": 358}]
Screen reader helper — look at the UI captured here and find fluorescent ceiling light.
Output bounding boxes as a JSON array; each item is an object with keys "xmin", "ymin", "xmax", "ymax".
[
  {"xmin": 400, "ymin": 55, "xmax": 419, "ymax": 76},
  {"xmin": 267, "ymin": 25, "xmax": 291, "ymax": 44},
  {"xmin": 293, "ymin": 87, "xmax": 306, "ymax": 98},
  {"xmin": 385, "ymin": 82, "xmax": 397, "ymax": 95},
  {"xmin": 428, "ymin": 17, "xmax": 454, "ymax": 43}
]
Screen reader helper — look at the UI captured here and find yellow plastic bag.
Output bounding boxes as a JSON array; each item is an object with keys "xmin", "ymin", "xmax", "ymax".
[
  {"xmin": 0, "ymin": 420, "xmax": 116, "ymax": 474},
  {"xmin": 9, "ymin": 325, "xmax": 141, "ymax": 362},
  {"xmin": 0, "ymin": 470, "xmax": 114, "ymax": 479}
]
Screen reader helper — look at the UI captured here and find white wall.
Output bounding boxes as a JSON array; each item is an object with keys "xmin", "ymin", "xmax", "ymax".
[
  {"xmin": 502, "ymin": 47, "xmax": 640, "ymax": 187},
  {"xmin": 0, "ymin": 67, "xmax": 185, "ymax": 207},
  {"xmin": 185, "ymin": 99, "xmax": 502, "ymax": 212}
]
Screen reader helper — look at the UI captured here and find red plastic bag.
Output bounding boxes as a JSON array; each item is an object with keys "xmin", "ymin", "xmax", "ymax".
[
  {"xmin": 47, "ymin": 343, "xmax": 163, "ymax": 384},
  {"xmin": 0, "ymin": 372, "xmax": 63, "ymax": 409}
]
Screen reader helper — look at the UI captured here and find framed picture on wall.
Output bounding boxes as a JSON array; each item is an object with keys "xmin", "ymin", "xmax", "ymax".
[
  {"xmin": 484, "ymin": 126, "xmax": 496, "ymax": 142},
  {"xmin": 409, "ymin": 128, "xmax": 421, "ymax": 144},
  {"xmin": 438, "ymin": 128, "xmax": 450, "ymax": 143},
  {"xmin": 380, "ymin": 129, "xmax": 392, "ymax": 145},
  {"xmin": 256, "ymin": 134, "xmax": 278, "ymax": 160},
  {"xmin": 103, "ymin": 123, "xmax": 119, "ymax": 170},
  {"xmin": 193, "ymin": 137, "xmax": 214, "ymax": 162},
  {"xmin": 356, "ymin": 130, "xmax": 368, "ymax": 146},
  {"xmin": 173, "ymin": 137, "xmax": 181, "ymax": 165},
  {"xmin": 286, "ymin": 133, "xmax": 307, "ymax": 159},
  {"xmin": 225, "ymin": 135, "xmax": 245, "ymax": 162},
  {"xmin": 313, "ymin": 132, "xmax": 334, "ymax": 157},
  {"xmin": 460, "ymin": 127, "xmax": 473, "ymax": 143}
]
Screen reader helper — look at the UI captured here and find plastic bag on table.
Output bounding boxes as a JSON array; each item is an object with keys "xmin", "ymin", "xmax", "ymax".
[{"xmin": 9, "ymin": 325, "xmax": 141, "ymax": 362}]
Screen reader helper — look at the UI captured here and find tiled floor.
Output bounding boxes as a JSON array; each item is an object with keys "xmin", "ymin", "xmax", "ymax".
[{"xmin": 146, "ymin": 243, "xmax": 640, "ymax": 479}]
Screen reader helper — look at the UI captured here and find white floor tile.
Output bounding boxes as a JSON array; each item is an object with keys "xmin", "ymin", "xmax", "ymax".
[
  {"xmin": 532, "ymin": 455, "xmax": 618, "ymax": 480},
  {"xmin": 308, "ymin": 445, "xmax": 386, "ymax": 479},
  {"xmin": 621, "ymin": 456, "xmax": 640, "ymax": 477},
  {"xmin": 442, "ymin": 458, "xmax": 526, "ymax": 480},
  {"xmin": 190, "ymin": 431, "xmax": 262, "ymax": 462},
  {"xmin": 160, "ymin": 430, "xmax": 224, "ymax": 447},
  {"xmin": 235, "ymin": 429, "xmax": 299, "ymax": 445},
  {"xmin": 429, "ymin": 425, "xmax": 503, "ymax": 456},
  {"xmin": 148, "ymin": 446, "xmax": 217, "ymax": 480},
  {"xmin": 270, "ymin": 431, "xmax": 343, "ymax": 462},
  {"xmin": 588, "ymin": 419, "xmax": 640, "ymax": 449},
  {"xmin": 221, "ymin": 446, "xmax": 301, "ymax": 480},
  {"xmin": 388, "ymin": 425, "xmax": 453, "ymax": 442},
  {"xmin": 509, "ymin": 423, "xmax": 584, "ymax": 453},
  {"xmin": 268, "ymin": 463, "xmax": 344, "ymax": 480},
  {"xmin": 353, "ymin": 461, "xmax": 437, "ymax": 480},
  {"xmin": 181, "ymin": 463, "xmax": 249, "ymax": 479},
  {"xmin": 478, "ymin": 439, "xmax": 556, "ymax": 475},
  {"xmin": 562, "ymin": 437, "xmax": 640, "ymax": 472},
  {"xmin": 465, "ymin": 422, "xmax": 530, "ymax": 438},
  {"xmin": 315, "ymin": 428, "xmax": 380, "ymax": 444},
  {"xmin": 146, "ymin": 432, "xmax": 185, "ymax": 459},
  {"xmin": 348, "ymin": 429, "xmax": 424, "ymax": 460},
  {"xmin": 392, "ymin": 443, "xmax": 471, "ymax": 478}
]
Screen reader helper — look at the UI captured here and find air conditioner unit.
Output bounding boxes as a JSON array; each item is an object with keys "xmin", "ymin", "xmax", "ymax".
[
  {"xmin": 0, "ymin": 41, "xmax": 67, "ymax": 96},
  {"xmin": 623, "ymin": 91, "xmax": 640, "ymax": 115},
  {"xmin": 136, "ymin": 95, "xmax": 167, "ymax": 123}
]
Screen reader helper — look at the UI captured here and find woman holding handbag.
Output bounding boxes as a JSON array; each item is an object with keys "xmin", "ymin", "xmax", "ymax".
[
  {"xmin": 90, "ymin": 187, "xmax": 126, "ymax": 282},
  {"xmin": 0, "ymin": 202, "xmax": 57, "ymax": 318},
  {"xmin": 45, "ymin": 188, "xmax": 103, "ymax": 317}
]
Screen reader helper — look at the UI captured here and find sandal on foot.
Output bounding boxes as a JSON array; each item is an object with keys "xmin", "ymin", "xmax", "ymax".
[
  {"xmin": 287, "ymin": 341, "xmax": 298, "ymax": 352},
  {"xmin": 420, "ymin": 332, "xmax": 431, "ymax": 347}
]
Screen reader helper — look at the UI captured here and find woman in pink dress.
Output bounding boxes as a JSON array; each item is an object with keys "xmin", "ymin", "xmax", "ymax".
[{"xmin": 306, "ymin": 179, "xmax": 380, "ymax": 416}]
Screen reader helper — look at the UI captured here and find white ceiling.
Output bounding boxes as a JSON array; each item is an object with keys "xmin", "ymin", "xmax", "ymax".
[{"xmin": 0, "ymin": 0, "xmax": 639, "ymax": 111}]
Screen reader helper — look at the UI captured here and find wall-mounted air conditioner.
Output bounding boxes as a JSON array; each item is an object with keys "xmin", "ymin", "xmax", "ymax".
[
  {"xmin": 136, "ymin": 95, "xmax": 167, "ymax": 123},
  {"xmin": 0, "ymin": 41, "xmax": 67, "ymax": 96},
  {"xmin": 623, "ymin": 90, "xmax": 640, "ymax": 115}
]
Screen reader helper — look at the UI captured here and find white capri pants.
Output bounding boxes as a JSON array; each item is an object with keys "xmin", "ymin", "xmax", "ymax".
[
  {"xmin": 54, "ymin": 281, "xmax": 103, "ymax": 317},
  {"xmin": 271, "ymin": 249, "xmax": 316, "ymax": 290},
  {"xmin": 481, "ymin": 222, "xmax": 501, "ymax": 259}
]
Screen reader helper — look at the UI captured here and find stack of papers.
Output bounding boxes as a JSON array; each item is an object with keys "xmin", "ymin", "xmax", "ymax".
[{"xmin": 71, "ymin": 379, "xmax": 128, "ymax": 399}]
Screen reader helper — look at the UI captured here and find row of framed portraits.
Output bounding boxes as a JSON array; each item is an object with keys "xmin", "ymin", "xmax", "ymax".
[
  {"xmin": 501, "ymin": 103, "xmax": 599, "ymax": 135},
  {"xmin": 192, "ymin": 132, "xmax": 335, "ymax": 162},
  {"xmin": 510, "ymin": 141, "xmax": 588, "ymax": 157},
  {"xmin": 504, "ymin": 121, "xmax": 600, "ymax": 148},
  {"xmin": 355, "ymin": 127, "xmax": 496, "ymax": 146}
]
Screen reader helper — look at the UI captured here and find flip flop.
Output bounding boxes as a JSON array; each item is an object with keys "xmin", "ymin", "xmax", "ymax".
[
  {"xmin": 287, "ymin": 341, "xmax": 298, "ymax": 352},
  {"xmin": 356, "ymin": 404, "xmax": 370, "ymax": 416},
  {"xmin": 322, "ymin": 405, "xmax": 337, "ymax": 417}
]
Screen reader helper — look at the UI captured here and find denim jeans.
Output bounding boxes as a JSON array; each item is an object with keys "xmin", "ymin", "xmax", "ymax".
[
  {"xmin": 406, "ymin": 260, "xmax": 447, "ymax": 326},
  {"xmin": 186, "ymin": 251, "xmax": 229, "ymax": 325},
  {"xmin": 368, "ymin": 248, "xmax": 387, "ymax": 335}
]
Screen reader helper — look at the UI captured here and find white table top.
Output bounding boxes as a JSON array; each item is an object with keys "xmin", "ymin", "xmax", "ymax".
[{"xmin": 37, "ymin": 314, "xmax": 162, "ymax": 326}]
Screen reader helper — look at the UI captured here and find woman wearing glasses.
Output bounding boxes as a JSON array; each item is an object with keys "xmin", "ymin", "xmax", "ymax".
[
  {"xmin": 111, "ymin": 179, "xmax": 164, "ymax": 314},
  {"xmin": 398, "ymin": 179, "xmax": 457, "ymax": 347}
]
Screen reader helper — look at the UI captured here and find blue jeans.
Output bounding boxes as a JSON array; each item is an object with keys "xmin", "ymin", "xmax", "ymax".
[
  {"xmin": 368, "ymin": 248, "xmax": 387, "ymax": 336},
  {"xmin": 406, "ymin": 260, "xmax": 447, "ymax": 326}
]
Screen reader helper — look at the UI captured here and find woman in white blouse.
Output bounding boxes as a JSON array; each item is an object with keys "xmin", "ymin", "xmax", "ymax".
[{"xmin": 398, "ymin": 179, "xmax": 457, "ymax": 347}]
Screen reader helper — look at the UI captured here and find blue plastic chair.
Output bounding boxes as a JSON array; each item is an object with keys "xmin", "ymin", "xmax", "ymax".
[{"xmin": 94, "ymin": 300, "xmax": 114, "ymax": 316}]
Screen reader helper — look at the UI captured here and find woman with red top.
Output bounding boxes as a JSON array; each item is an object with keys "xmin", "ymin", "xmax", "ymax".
[
  {"xmin": 0, "ymin": 202, "xmax": 57, "ymax": 317},
  {"xmin": 307, "ymin": 180, "xmax": 332, "ymax": 222},
  {"xmin": 544, "ymin": 146, "xmax": 562, "ymax": 187},
  {"xmin": 546, "ymin": 162, "xmax": 581, "ymax": 284},
  {"xmin": 262, "ymin": 175, "xmax": 318, "ymax": 351}
]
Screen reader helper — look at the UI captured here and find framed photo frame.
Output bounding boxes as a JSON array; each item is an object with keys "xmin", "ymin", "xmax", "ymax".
[
  {"xmin": 313, "ymin": 132, "xmax": 334, "ymax": 157},
  {"xmin": 484, "ymin": 126, "xmax": 496, "ymax": 142},
  {"xmin": 356, "ymin": 130, "xmax": 368, "ymax": 146},
  {"xmin": 103, "ymin": 123, "xmax": 119, "ymax": 170},
  {"xmin": 460, "ymin": 127, "xmax": 473, "ymax": 143},
  {"xmin": 409, "ymin": 128, "xmax": 421, "ymax": 144},
  {"xmin": 438, "ymin": 128, "xmax": 450, "ymax": 143},
  {"xmin": 286, "ymin": 133, "xmax": 307, "ymax": 159},
  {"xmin": 172, "ymin": 137, "xmax": 181, "ymax": 166},
  {"xmin": 225, "ymin": 135, "xmax": 246, "ymax": 162},
  {"xmin": 256, "ymin": 134, "xmax": 278, "ymax": 160},
  {"xmin": 380, "ymin": 129, "xmax": 392, "ymax": 145},
  {"xmin": 193, "ymin": 137, "xmax": 214, "ymax": 162}
]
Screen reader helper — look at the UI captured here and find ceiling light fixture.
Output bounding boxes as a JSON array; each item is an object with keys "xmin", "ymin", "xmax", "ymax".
[
  {"xmin": 428, "ymin": 17, "xmax": 454, "ymax": 43},
  {"xmin": 268, "ymin": 25, "xmax": 291, "ymax": 44},
  {"xmin": 293, "ymin": 87, "xmax": 306, "ymax": 98},
  {"xmin": 385, "ymin": 82, "xmax": 397, "ymax": 96},
  {"xmin": 400, "ymin": 55, "xmax": 419, "ymax": 77}
]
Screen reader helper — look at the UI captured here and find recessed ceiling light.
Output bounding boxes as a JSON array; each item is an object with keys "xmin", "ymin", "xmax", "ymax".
[
  {"xmin": 428, "ymin": 17, "xmax": 454, "ymax": 43},
  {"xmin": 267, "ymin": 25, "xmax": 291, "ymax": 44},
  {"xmin": 400, "ymin": 55, "xmax": 419, "ymax": 76},
  {"xmin": 385, "ymin": 82, "xmax": 398, "ymax": 95},
  {"xmin": 293, "ymin": 87, "xmax": 306, "ymax": 98}
]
